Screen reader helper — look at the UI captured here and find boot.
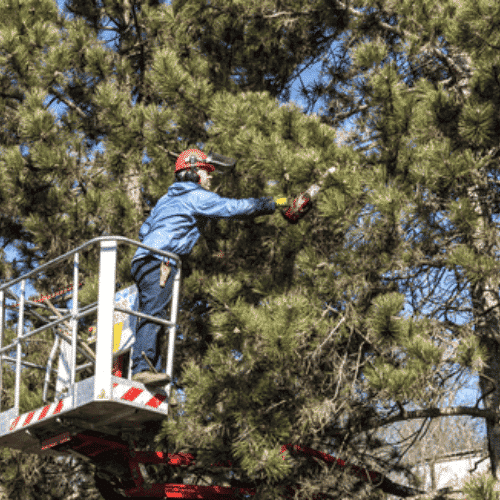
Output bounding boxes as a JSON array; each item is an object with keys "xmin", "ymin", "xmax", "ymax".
[{"xmin": 132, "ymin": 371, "xmax": 171, "ymax": 386}]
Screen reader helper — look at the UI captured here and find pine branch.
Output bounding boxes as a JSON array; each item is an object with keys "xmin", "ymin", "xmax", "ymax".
[
  {"xmin": 49, "ymin": 76, "xmax": 88, "ymax": 120},
  {"xmin": 261, "ymin": 10, "xmax": 314, "ymax": 19},
  {"xmin": 334, "ymin": 0, "xmax": 474, "ymax": 94}
]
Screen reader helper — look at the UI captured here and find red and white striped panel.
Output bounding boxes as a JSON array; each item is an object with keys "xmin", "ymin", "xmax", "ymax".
[
  {"xmin": 9, "ymin": 398, "xmax": 72, "ymax": 432},
  {"xmin": 8, "ymin": 383, "xmax": 169, "ymax": 434},
  {"xmin": 112, "ymin": 382, "xmax": 169, "ymax": 411}
]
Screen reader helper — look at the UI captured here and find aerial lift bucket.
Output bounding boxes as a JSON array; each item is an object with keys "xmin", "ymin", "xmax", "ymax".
[{"xmin": 0, "ymin": 237, "xmax": 180, "ymax": 456}]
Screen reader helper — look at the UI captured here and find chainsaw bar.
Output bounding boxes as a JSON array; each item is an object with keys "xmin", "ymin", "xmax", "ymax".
[{"xmin": 282, "ymin": 166, "xmax": 337, "ymax": 223}]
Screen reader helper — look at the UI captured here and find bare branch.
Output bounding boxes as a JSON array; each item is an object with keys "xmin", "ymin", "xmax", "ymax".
[
  {"xmin": 334, "ymin": 0, "xmax": 405, "ymax": 38},
  {"xmin": 308, "ymin": 316, "xmax": 346, "ymax": 360},
  {"xmin": 122, "ymin": 0, "xmax": 131, "ymax": 26},
  {"xmin": 334, "ymin": 103, "xmax": 370, "ymax": 122},
  {"xmin": 371, "ymin": 406, "xmax": 498, "ymax": 432},
  {"xmin": 429, "ymin": 47, "xmax": 473, "ymax": 82}
]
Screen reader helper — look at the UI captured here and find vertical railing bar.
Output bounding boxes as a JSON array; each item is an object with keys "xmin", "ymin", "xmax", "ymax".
[
  {"xmin": 165, "ymin": 263, "xmax": 181, "ymax": 410},
  {"xmin": 70, "ymin": 252, "xmax": 79, "ymax": 406},
  {"xmin": 0, "ymin": 290, "xmax": 4, "ymax": 412},
  {"xmin": 127, "ymin": 346, "xmax": 132, "ymax": 380},
  {"xmin": 94, "ymin": 240, "xmax": 117, "ymax": 402},
  {"xmin": 14, "ymin": 280, "xmax": 25, "ymax": 416}
]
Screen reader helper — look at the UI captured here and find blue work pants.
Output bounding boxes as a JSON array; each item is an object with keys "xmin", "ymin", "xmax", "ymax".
[{"xmin": 130, "ymin": 256, "xmax": 177, "ymax": 376}]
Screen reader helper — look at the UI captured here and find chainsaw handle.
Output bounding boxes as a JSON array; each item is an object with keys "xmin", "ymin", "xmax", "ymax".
[{"xmin": 281, "ymin": 193, "xmax": 313, "ymax": 224}]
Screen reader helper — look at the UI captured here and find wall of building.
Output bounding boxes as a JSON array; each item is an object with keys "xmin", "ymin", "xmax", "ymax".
[{"xmin": 386, "ymin": 450, "xmax": 490, "ymax": 500}]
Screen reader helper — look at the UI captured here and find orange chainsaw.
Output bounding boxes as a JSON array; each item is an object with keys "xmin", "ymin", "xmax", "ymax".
[{"xmin": 275, "ymin": 166, "xmax": 337, "ymax": 224}]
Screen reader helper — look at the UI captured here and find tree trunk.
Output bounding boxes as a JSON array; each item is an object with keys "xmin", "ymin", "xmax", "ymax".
[
  {"xmin": 469, "ymin": 185, "xmax": 500, "ymax": 479},
  {"xmin": 478, "ymin": 335, "xmax": 500, "ymax": 478},
  {"xmin": 124, "ymin": 164, "xmax": 142, "ymax": 215}
]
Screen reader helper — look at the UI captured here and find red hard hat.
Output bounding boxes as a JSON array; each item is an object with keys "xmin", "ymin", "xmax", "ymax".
[{"xmin": 175, "ymin": 149, "xmax": 215, "ymax": 174}]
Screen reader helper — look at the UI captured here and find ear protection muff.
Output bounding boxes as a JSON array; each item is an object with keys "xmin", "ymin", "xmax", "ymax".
[{"xmin": 175, "ymin": 167, "xmax": 201, "ymax": 184}]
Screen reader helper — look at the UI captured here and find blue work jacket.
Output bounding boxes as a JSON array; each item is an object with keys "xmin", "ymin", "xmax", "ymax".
[{"xmin": 132, "ymin": 181, "xmax": 276, "ymax": 264}]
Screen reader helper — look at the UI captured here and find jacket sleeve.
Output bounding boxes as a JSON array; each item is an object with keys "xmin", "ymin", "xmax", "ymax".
[
  {"xmin": 192, "ymin": 190, "xmax": 276, "ymax": 219},
  {"xmin": 138, "ymin": 214, "xmax": 153, "ymax": 241}
]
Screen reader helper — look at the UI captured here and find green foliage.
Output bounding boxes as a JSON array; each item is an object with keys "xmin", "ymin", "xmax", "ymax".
[
  {"xmin": 456, "ymin": 334, "xmax": 489, "ymax": 371},
  {"xmin": 447, "ymin": 244, "xmax": 499, "ymax": 285},
  {"xmin": 352, "ymin": 37, "xmax": 388, "ymax": 69},
  {"xmin": 445, "ymin": 0, "xmax": 500, "ymax": 62},
  {"xmin": 364, "ymin": 303, "xmax": 446, "ymax": 402},
  {"xmin": 462, "ymin": 472, "xmax": 500, "ymax": 500},
  {"xmin": 459, "ymin": 101, "xmax": 497, "ymax": 148},
  {"xmin": 365, "ymin": 292, "xmax": 407, "ymax": 343},
  {"xmin": 78, "ymin": 271, "xmax": 100, "ymax": 306},
  {"xmin": 3, "ymin": 0, "xmax": 500, "ymax": 497},
  {"xmin": 207, "ymin": 90, "xmax": 339, "ymax": 193}
]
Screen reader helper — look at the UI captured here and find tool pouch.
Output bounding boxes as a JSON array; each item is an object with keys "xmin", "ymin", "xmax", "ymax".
[{"xmin": 160, "ymin": 259, "xmax": 171, "ymax": 288}]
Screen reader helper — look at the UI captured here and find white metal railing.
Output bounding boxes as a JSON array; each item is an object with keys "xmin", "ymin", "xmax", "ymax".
[{"xmin": 0, "ymin": 236, "xmax": 181, "ymax": 418}]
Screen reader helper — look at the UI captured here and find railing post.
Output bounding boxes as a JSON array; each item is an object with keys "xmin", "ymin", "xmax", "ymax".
[
  {"xmin": 14, "ymin": 280, "xmax": 26, "ymax": 415},
  {"xmin": 166, "ymin": 263, "xmax": 181, "ymax": 410},
  {"xmin": 94, "ymin": 240, "xmax": 117, "ymax": 401},
  {"xmin": 0, "ymin": 290, "xmax": 4, "ymax": 412},
  {"xmin": 70, "ymin": 252, "xmax": 79, "ymax": 406}
]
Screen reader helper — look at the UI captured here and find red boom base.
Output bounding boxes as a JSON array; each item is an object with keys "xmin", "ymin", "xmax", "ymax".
[{"xmin": 46, "ymin": 431, "xmax": 423, "ymax": 498}]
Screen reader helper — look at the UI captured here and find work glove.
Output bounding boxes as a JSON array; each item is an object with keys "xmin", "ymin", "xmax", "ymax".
[{"xmin": 274, "ymin": 196, "xmax": 289, "ymax": 207}]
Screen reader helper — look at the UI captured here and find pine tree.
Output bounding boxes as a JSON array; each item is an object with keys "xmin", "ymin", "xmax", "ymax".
[{"xmin": 4, "ymin": 0, "xmax": 500, "ymax": 499}]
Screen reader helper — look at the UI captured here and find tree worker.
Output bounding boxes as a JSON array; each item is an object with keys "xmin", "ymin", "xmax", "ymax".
[{"xmin": 130, "ymin": 148, "xmax": 288, "ymax": 386}]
